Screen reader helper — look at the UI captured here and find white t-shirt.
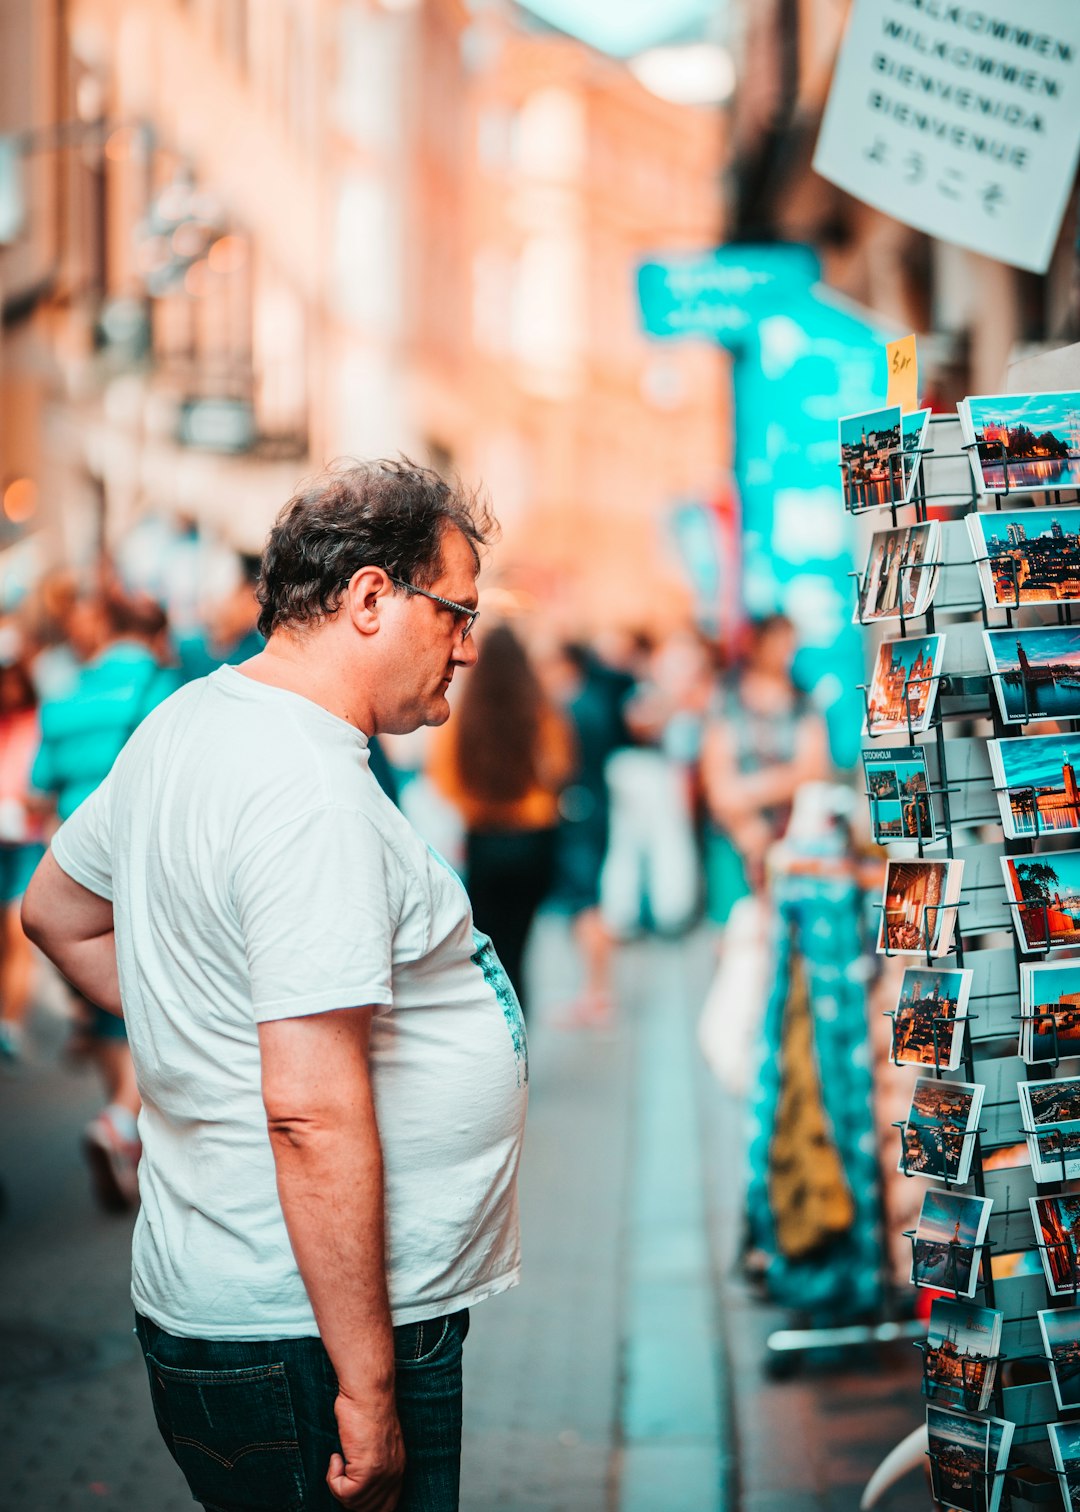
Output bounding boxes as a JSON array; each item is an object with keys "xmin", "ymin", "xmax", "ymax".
[{"xmin": 52, "ymin": 666, "xmax": 528, "ymax": 1338}]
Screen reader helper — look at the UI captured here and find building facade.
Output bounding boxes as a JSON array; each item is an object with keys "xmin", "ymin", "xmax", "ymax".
[{"xmin": 1, "ymin": 0, "xmax": 728, "ymax": 629}]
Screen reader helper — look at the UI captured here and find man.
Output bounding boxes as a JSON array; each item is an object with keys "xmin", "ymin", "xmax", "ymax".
[{"xmin": 22, "ymin": 461, "xmax": 528, "ymax": 1512}]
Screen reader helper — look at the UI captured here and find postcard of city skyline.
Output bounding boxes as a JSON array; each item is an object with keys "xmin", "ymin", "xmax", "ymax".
[
  {"xmin": 839, "ymin": 404, "xmax": 905, "ymax": 511},
  {"xmin": 1022, "ymin": 1078, "xmax": 1080, "ymax": 1130},
  {"xmin": 985, "ymin": 626, "xmax": 1080, "ymax": 725},
  {"xmin": 990, "ymin": 734, "xmax": 1080, "ymax": 840},
  {"xmin": 979, "ymin": 509, "xmax": 1080, "ymax": 552},
  {"xmin": 970, "ymin": 508, "xmax": 1080, "ymax": 610},
  {"xmin": 925, "ymin": 1301, "xmax": 997, "ymax": 1412},
  {"xmin": 964, "ymin": 390, "xmax": 1080, "ymax": 495},
  {"xmin": 902, "ymin": 1077, "xmax": 982, "ymax": 1184},
  {"xmin": 927, "ymin": 1405, "xmax": 990, "ymax": 1512},
  {"xmin": 893, "ymin": 967, "xmax": 970, "ymax": 1070}
]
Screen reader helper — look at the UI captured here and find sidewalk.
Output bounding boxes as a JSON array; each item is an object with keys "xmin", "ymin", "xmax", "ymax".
[{"xmin": 0, "ymin": 921, "xmax": 923, "ymax": 1512}]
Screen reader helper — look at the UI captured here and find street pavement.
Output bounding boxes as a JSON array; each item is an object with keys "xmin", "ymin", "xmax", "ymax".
[{"xmin": 0, "ymin": 919, "xmax": 922, "ymax": 1512}]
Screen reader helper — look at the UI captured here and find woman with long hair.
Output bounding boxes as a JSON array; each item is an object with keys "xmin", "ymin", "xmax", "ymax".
[{"xmin": 430, "ymin": 622, "xmax": 573, "ymax": 1015}]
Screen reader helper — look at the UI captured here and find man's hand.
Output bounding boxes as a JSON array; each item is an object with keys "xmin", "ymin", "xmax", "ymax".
[{"xmin": 327, "ymin": 1388, "xmax": 405, "ymax": 1510}]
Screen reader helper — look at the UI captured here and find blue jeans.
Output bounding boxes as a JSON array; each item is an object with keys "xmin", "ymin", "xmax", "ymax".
[{"xmin": 135, "ymin": 1309, "xmax": 469, "ymax": 1512}]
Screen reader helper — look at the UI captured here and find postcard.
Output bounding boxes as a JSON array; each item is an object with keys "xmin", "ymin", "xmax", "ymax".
[
  {"xmin": 891, "ymin": 966, "xmax": 972, "ymax": 1071},
  {"xmin": 1002, "ymin": 851, "xmax": 1080, "ymax": 955},
  {"xmin": 1050, "ymin": 1418, "xmax": 1080, "ymax": 1512},
  {"xmin": 862, "ymin": 745, "xmax": 935, "ymax": 843},
  {"xmin": 911, "ymin": 1189, "xmax": 992, "ymax": 1297},
  {"xmin": 961, "ymin": 390, "xmax": 1080, "ymax": 497},
  {"xmin": 1044, "ymin": 1308, "xmax": 1080, "ymax": 1413},
  {"xmin": 839, "ymin": 405, "xmax": 906, "ymax": 511},
  {"xmin": 984, "ymin": 626, "xmax": 1080, "ymax": 726},
  {"xmin": 1020, "ymin": 1078, "xmax": 1080, "ymax": 1181},
  {"xmin": 864, "ymin": 633, "xmax": 945, "ymax": 737},
  {"xmin": 902, "ymin": 407, "xmax": 932, "ymax": 502},
  {"xmin": 1021, "ymin": 1078, "xmax": 1080, "ymax": 1132},
  {"xmin": 878, "ymin": 859, "xmax": 964, "ymax": 958},
  {"xmin": 900, "ymin": 1077, "xmax": 984, "ymax": 1186},
  {"xmin": 1031, "ymin": 1195, "xmax": 1080, "ymax": 1298},
  {"xmin": 985, "ymin": 1416, "xmax": 1015, "ymax": 1512},
  {"xmin": 924, "ymin": 1299, "xmax": 1002, "ymax": 1413},
  {"xmin": 1020, "ymin": 962, "xmax": 1080, "ymax": 1063},
  {"xmin": 926, "ymin": 1405, "xmax": 991, "ymax": 1512},
  {"xmin": 989, "ymin": 734, "xmax": 1080, "ymax": 841},
  {"xmin": 855, "ymin": 521, "xmax": 940, "ymax": 625},
  {"xmin": 968, "ymin": 508, "xmax": 1080, "ymax": 610}
]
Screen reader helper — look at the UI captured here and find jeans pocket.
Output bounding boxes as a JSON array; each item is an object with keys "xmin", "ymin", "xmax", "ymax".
[
  {"xmin": 394, "ymin": 1310, "xmax": 469, "ymax": 1369},
  {"xmin": 144, "ymin": 1354, "xmax": 306, "ymax": 1512}
]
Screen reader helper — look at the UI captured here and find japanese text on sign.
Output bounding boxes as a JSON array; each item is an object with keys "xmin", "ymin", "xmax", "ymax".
[{"xmin": 812, "ymin": 0, "xmax": 1080, "ymax": 273}]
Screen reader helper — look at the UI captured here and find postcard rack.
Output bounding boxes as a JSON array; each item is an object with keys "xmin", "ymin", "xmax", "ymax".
[{"xmin": 854, "ymin": 409, "xmax": 1080, "ymax": 1512}]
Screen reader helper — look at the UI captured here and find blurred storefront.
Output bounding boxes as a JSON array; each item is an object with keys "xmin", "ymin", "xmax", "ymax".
[{"xmin": 0, "ymin": 0, "xmax": 729, "ymax": 628}]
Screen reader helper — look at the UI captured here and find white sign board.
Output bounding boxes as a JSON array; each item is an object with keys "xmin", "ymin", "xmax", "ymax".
[{"xmin": 812, "ymin": 0, "xmax": 1080, "ymax": 273}]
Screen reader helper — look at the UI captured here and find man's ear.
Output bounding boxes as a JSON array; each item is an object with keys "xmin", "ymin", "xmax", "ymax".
[{"xmin": 345, "ymin": 567, "xmax": 391, "ymax": 638}]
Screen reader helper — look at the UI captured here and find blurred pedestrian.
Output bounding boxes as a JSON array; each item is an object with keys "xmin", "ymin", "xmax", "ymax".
[
  {"xmin": 545, "ymin": 641, "xmax": 633, "ymax": 1026},
  {"xmin": 701, "ymin": 614, "xmax": 830, "ymax": 916},
  {"xmin": 30, "ymin": 586, "xmax": 182, "ymax": 1209},
  {"xmin": 601, "ymin": 629, "xmax": 710, "ymax": 940},
  {"xmin": 429, "ymin": 622, "xmax": 573, "ymax": 1014},
  {"xmin": 0, "ymin": 637, "xmax": 46, "ymax": 1062},
  {"xmin": 23, "ymin": 459, "xmax": 525, "ymax": 1512},
  {"xmin": 175, "ymin": 552, "xmax": 264, "ymax": 680}
]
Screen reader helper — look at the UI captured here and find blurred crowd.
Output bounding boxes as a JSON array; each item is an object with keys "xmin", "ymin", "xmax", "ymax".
[{"xmin": 0, "ymin": 515, "xmax": 833, "ymax": 1214}]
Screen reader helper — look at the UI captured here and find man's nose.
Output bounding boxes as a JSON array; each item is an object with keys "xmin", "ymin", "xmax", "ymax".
[{"xmin": 454, "ymin": 633, "xmax": 479, "ymax": 668}]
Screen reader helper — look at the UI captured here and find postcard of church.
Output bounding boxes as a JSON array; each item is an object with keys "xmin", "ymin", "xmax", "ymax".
[
  {"xmin": 899, "ymin": 1076, "xmax": 984, "ymax": 1186},
  {"xmin": 864, "ymin": 633, "xmax": 945, "ymax": 737},
  {"xmin": 961, "ymin": 391, "xmax": 1080, "ymax": 497},
  {"xmin": 990, "ymin": 734, "xmax": 1080, "ymax": 841},
  {"xmin": 984, "ymin": 626, "xmax": 1080, "ymax": 726}
]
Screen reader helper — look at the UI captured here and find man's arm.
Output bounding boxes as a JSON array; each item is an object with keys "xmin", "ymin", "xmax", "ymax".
[
  {"xmin": 258, "ymin": 1007, "xmax": 404, "ymax": 1512},
  {"xmin": 21, "ymin": 850, "xmax": 121, "ymax": 1015}
]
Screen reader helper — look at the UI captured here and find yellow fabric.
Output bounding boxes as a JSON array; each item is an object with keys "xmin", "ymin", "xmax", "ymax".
[{"xmin": 768, "ymin": 951, "xmax": 856, "ymax": 1261}]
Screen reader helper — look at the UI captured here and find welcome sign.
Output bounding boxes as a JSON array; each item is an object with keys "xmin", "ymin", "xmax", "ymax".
[{"xmin": 813, "ymin": 0, "xmax": 1080, "ymax": 272}]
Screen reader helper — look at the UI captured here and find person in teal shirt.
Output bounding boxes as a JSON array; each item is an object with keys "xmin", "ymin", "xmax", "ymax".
[{"xmin": 32, "ymin": 588, "xmax": 181, "ymax": 1210}]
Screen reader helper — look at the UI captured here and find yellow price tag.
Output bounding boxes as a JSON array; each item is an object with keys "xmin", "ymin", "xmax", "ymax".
[{"xmin": 886, "ymin": 335, "xmax": 918, "ymax": 414}]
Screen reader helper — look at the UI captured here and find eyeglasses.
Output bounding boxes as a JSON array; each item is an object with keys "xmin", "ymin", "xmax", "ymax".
[{"xmin": 388, "ymin": 577, "xmax": 479, "ymax": 641}]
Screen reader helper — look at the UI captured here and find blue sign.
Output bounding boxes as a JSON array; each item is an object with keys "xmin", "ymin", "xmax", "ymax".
[
  {"xmin": 639, "ymin": 244, "xmax": 896, "ymax": 767},
  {"xmin": 637, "ymin": 245, "xmax": 822, "ymax": 341}
]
